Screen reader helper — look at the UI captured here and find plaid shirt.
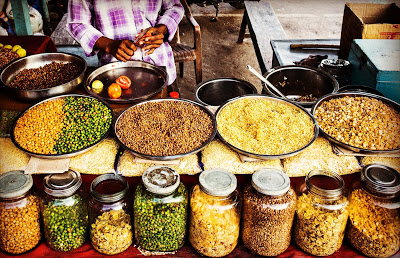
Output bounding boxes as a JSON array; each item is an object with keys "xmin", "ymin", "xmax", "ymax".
[{"xmin": 66, "ymin": 0, "xmax": 184, "ymax": 84}]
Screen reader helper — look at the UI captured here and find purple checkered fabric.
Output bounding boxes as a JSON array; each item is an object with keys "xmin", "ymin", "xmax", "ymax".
[{"xmin": 66, "ymin": 0, "xmax": 184, "ymax": 85}]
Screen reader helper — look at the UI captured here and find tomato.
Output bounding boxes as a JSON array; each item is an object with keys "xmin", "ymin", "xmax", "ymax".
[
  {"xmin": 116, "ymin": 75, "xmax": 132, "ymax": 89},
  {"xmin": 108, "ymin": 83, "xmax": 122, "ymax": 99}
]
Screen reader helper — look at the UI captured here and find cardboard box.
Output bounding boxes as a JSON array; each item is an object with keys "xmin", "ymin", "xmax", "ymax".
[{"xmin": 339, "ymin": 3, "xmax": 400, "ymax": 59}]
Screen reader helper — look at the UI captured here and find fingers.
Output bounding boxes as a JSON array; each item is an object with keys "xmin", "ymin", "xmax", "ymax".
[
  {"xmin": 115, "ymin": 40, "xmax": 137, "ymax": 62},
  {"xmin": 144, "ymin": 48, "xmax": 155, "ymax": 56}
]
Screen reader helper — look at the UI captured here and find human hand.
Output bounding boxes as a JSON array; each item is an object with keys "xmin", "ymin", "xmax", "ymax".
[
  {"xmin": 136, "ymin": 25, "xmax": 167, "ymax": 56},
  {"xmin": 104, "ymin": 39, "xmax": 137, "ymax": 62}
]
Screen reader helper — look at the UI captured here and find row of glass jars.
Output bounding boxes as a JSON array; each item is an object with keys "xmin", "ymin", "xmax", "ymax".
[{"xmin": 0, "ymin": 164, "xmax": 399, "ymax": 257}]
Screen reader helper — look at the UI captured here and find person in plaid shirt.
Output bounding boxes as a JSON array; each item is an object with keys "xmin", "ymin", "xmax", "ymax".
[{"xmin": 66, "ymin": 0, "xmax": 184, "ymax": 85}]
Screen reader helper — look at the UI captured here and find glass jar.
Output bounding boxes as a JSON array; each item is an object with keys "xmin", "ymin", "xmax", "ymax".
[
  {"xmin": 89, "ymin": 173, "xmax": 132, "ymax": 255},
  {"xmin": 41, "ymin": 170, "xmax": 88, "ymax": 252},
  {"xmin": 242, "ymin": 169, "xmax": 296, "ymax": 256},
  {"xmin": 189, "ymin": 168, "xmax": 241, "ymax": 257},
  {"xmin": 0, "ymin": 171, "xmax": 41, "ymax": 254},
  {"xmin": 294, "ymin": 169, "xmax": 349, "ymax": 256},
  {"xmin": 134, "ymin": 166, "xmax": 188, "ymax": 251},
  {"xmin": 347, "ymin": 164, "xmax": 400, "ymax": 258}
]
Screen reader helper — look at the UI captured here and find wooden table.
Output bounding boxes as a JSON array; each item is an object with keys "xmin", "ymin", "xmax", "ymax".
[{"xmin": 237, "ymin": 1, "xmax": 287, "ymax": 74}]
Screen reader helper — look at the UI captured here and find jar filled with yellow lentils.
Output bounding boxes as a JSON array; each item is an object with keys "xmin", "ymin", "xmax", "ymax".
[
  {"xmin": 242, "ymin": 169, "xmax": 296, "ymax": 256},
  {"xmin": 89, "ymin": 174, "xmax": 132, "ymax": 255},
  {"xmin": 0, "ymin": 171, "xmax": 41, "ymax": 254},
  {"xmin": 347, "ymin": 164, "xmax": 400, "ymax": 258},
  {"xmin": 294, "ymin": 169, "xmax": 349, "ymax": 256},
  {"xmin": 189, "ymin": 169, "xmax": 241, "ymax": 257}
]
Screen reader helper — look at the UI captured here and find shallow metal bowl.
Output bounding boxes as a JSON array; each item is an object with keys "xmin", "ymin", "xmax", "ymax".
[
  {"xmin": 114, "ymin": 98, "xmax": 217, "ymax": 161},
  {"xmin": 0, "ymin": 53, "xmax": 87, "ymax": 101},
  {"xmin": 311, "ymin": 92, "xmax": 400, "ymax": 154},
  {"xmin": 11, "ymin": 94, "xmax": 113, "ymax": 159},
  {"xmin": 195, "ymin": 77, "xmax": 257, "ymax": 106},
  {"xmin": 263, "ymin": 65, "xmax": 339, "ymax": 107},
  {"xmin": 85, "ymin": 60, "xmax": 167, "ymax": 103},
  {"xmin": 215, "ymin": 94, "xmax": 319, "ymax": 160}
]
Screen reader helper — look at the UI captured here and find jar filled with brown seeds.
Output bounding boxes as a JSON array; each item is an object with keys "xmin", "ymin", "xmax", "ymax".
[
  {"xmin": 294, "ymin": 169, "xmax": 349, "ymax": 256},
  {"xmin": 347, "ymin": 164, "xmax": 400, "ymax": 258},
  {"xmin": 189, "ymin": 169, "xmax": 241, "ymax": 257},
  {"xmin": 0, "ymin": 171, "xmax": 41, "ymax": 254},
  {"xmin": 242, "ymin": 169, "xmax": 296, "ymax": 256}
]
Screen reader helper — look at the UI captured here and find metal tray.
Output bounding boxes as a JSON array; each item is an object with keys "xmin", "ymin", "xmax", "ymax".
[
  {"xmin": 85, "ymin": 60, "xmax": 167, "ymax": 103},
  {"xmin": 311, "ymin": 92, "xmax": 400, "ymax": 154},
  {"xmin": 215, "ymin": 94, "xmax": 319, "ymax": 160},
  {"xmin": 0, "ymin": 53, "xmax": 87, "ymax": 102},
  {"xmin": 11, "ymin": 94, "xmax": 113, "ymax": 159},
  {"xmin": 113, "ymin": 98, "xmax": 217, "ymax": 161}
]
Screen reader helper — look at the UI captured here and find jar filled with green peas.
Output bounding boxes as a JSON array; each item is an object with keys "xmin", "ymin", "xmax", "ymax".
[
  {"xmin": 41, "ymin": 170, "xmax": 88, "ymax": 252},
  {"xmin": 134, "ymin": 166, "xmax": 188, "ymax": 251},
  {"xmin": 89, "ymin": 174, "xmax": 132, "ymax": 255},
  {"xmin": 0, "ymin": 171, "xmax": 41, "ymax": 254}
]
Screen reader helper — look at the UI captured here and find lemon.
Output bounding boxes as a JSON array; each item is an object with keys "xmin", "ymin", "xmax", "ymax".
[
  {"xmin": 12, "ymin": 45, "xmax": 22, "ymax": 52},
  {"xmin": 91, "ymin": 80, "xmax": 104, "ymax": 90},
  {"xmin": 16, "ymin": 48, "xmax": 26, "ymax": 57},
  {"xmin": 4, "ymin": 45, "xmax": 12, "ymax": 49},
  {"xmin": 0, "ymin": 43, "xmax": 3, "ymax": 48}
]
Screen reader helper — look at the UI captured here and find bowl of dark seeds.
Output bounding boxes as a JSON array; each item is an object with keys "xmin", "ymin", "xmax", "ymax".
[
  {"xmin": 114, "ymin": 98, "xmax": 217, "ymax": 161},
  {"xmin": 0, "ymin": 53, "xmax": 87, "ymax": 101}
]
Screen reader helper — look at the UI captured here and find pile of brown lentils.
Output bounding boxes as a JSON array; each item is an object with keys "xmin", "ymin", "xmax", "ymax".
[
  {"xmin": 116, "ymin": 101, "xmax": 214, "ymax": 156},
  {"xmin": 0, "ymin": 47, "xmax": 19, "ymax": 70},
  {"xmin": 9, "ymin": 61, "xmax": 82, "ymax": 90}
]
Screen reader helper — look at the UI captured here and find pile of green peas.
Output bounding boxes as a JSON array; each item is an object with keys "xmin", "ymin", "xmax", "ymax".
[
  {"xmin": 53, "ymin": 96, "xmax": 112, "ymax": 154},
  {"xmin": 134, "ymin": 183, "xmax": 188, "ymax": 251},
  {"xmin": 42, "ymin": 194, "xmax": 88, "ymax": 252}
]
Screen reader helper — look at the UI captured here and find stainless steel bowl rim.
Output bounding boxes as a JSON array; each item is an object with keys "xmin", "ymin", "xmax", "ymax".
[
  {"xmin": 84, "ymin": 60, "xmax": 168, "ymax": 103},
  {"xmin": 311, "ymin": 92, "xmax": 400, "ymax": 154},
  {"xmin": 215, "ymin": 94, "xmax": 319, "ymax": 160},
  {"xmin": 113, "ymin": 98, "xmax": 217, "ymax": 161},
  {"xmin": 195, "ymin": 77, "xmax": 258, "ymax": 106},
  {"xmin": 0, "ymin": 53, "xmax": 87, "ymax": 99},
  {"xmin": 263, "ymin": 65, "xmax": 340, "ymax": 105},
  {"xmin": 10, "ymin": 94, "xmax": 113, "ymax": 159}
]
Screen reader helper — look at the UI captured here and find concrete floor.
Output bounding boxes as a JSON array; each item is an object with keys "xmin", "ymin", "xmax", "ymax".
[{"xmin": 176, "ymin": 0, "xmax": 400, "ymax": 100}]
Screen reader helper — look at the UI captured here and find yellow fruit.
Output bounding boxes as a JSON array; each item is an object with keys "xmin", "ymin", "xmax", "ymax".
[
  {"xmin": 4, "ymin": 45, "xmax": 12, "ymax": 49},
  {"xmin": 16, "ymin": 48, "xmax": 26, "ymax": 57},
  {"xmin": 91, "ymin": 80, "xmax": 104, "ymax": 90},
  {"xmin": 12, "ymin": 45, "xmax": 22, "ymax": 52},
  {"xmin": 0, "ymin": 43, "xmax": 3, "ymax": 47}
]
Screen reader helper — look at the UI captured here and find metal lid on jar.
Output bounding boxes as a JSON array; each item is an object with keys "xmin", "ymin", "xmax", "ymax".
[
  {"xmin": 91, "ymin": 173, "xmax": 128, "ymax": 203},
  {"xmin": 362, "ymin": 164, "xmax": 400, "ymax": 195},
  {"xmin": 44, "ymin": 170, "xmax": 82, "ymax": 197},
  {"xmin": 142, "ymin": 166, "xmax": 180, "ymax": 195},
  {"xmin": 252, "ymin": 168, "xmax": 290, "ymax": 196},
  {"xmin": 305, "ymin": 169, "xmax": 345, "ymax": 199},
  {"xmin": 199, "ymin": 168, "xmax": 237, "ymax": 197},
  {"xmin": 0, "ymin": 170, "xmax": 33, "ymax": 199}
]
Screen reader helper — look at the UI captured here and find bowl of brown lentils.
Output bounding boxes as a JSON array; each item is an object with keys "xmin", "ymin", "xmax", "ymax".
[
  {"xmin": 0, "ymin": 53, "xmax": 86, "ymax": 101},
  {"xmin": 11, "ymin": 94, "xmax": 113, "ymax": 159},
  {"xmin": 114, "ymin": 98, "xmax": 217, "ymax": 160},
  {"xmin": 312, "ymin": 92, "xmax": 400, "ymax": 154}
]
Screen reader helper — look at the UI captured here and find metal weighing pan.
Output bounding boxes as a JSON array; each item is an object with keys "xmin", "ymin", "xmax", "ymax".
[
  {"xmin": 85, "ymin": 60, "xmax": 168, "ymax": 103},
  {"xmin": 113, "ymin": 98, "xmax": 217, "ymax": 161},
  {"xmin": 311, "ymin": 92, "xmax": 400, "ymax": 154},
  {"xmin": 0, "ymin": 53, "xmax": 87, "ymax": 101},
  {"xmin": 215, "ymin": 94, "xmax": 319, "ymax": 160},
  {"xmin": 11, "ymin": 94, "xmax": 113, "ymax": 159}
]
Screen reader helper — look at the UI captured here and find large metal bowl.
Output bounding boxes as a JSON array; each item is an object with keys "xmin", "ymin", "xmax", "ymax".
[
  {"xmin": 11, "ymin": 94, "xmax": 113, "ymax": 159},
  {"xmin": 263, "ymin": 65, "xmax": 339, "ymax": 107},
  {"xmin": 85, "ymin": 60, "xmax": 167, "ymax": 103},
  {"xmin": 311, "ymin": 92, "xmax": 400, "ymax": 154},
  {"xmin": 114, "ymin": 98, "xmax": 217, "ymax": 161},
  {"xmin": 215, "ymin": 94, "xmax": 319, "ymax": 160},
  {"xmin": 0, "ymin": 53, "xmax": 87, "ymax": 101},
  {"xmin": 195, "ymin": 77, "xmax": 257, "ymax": 106}
]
